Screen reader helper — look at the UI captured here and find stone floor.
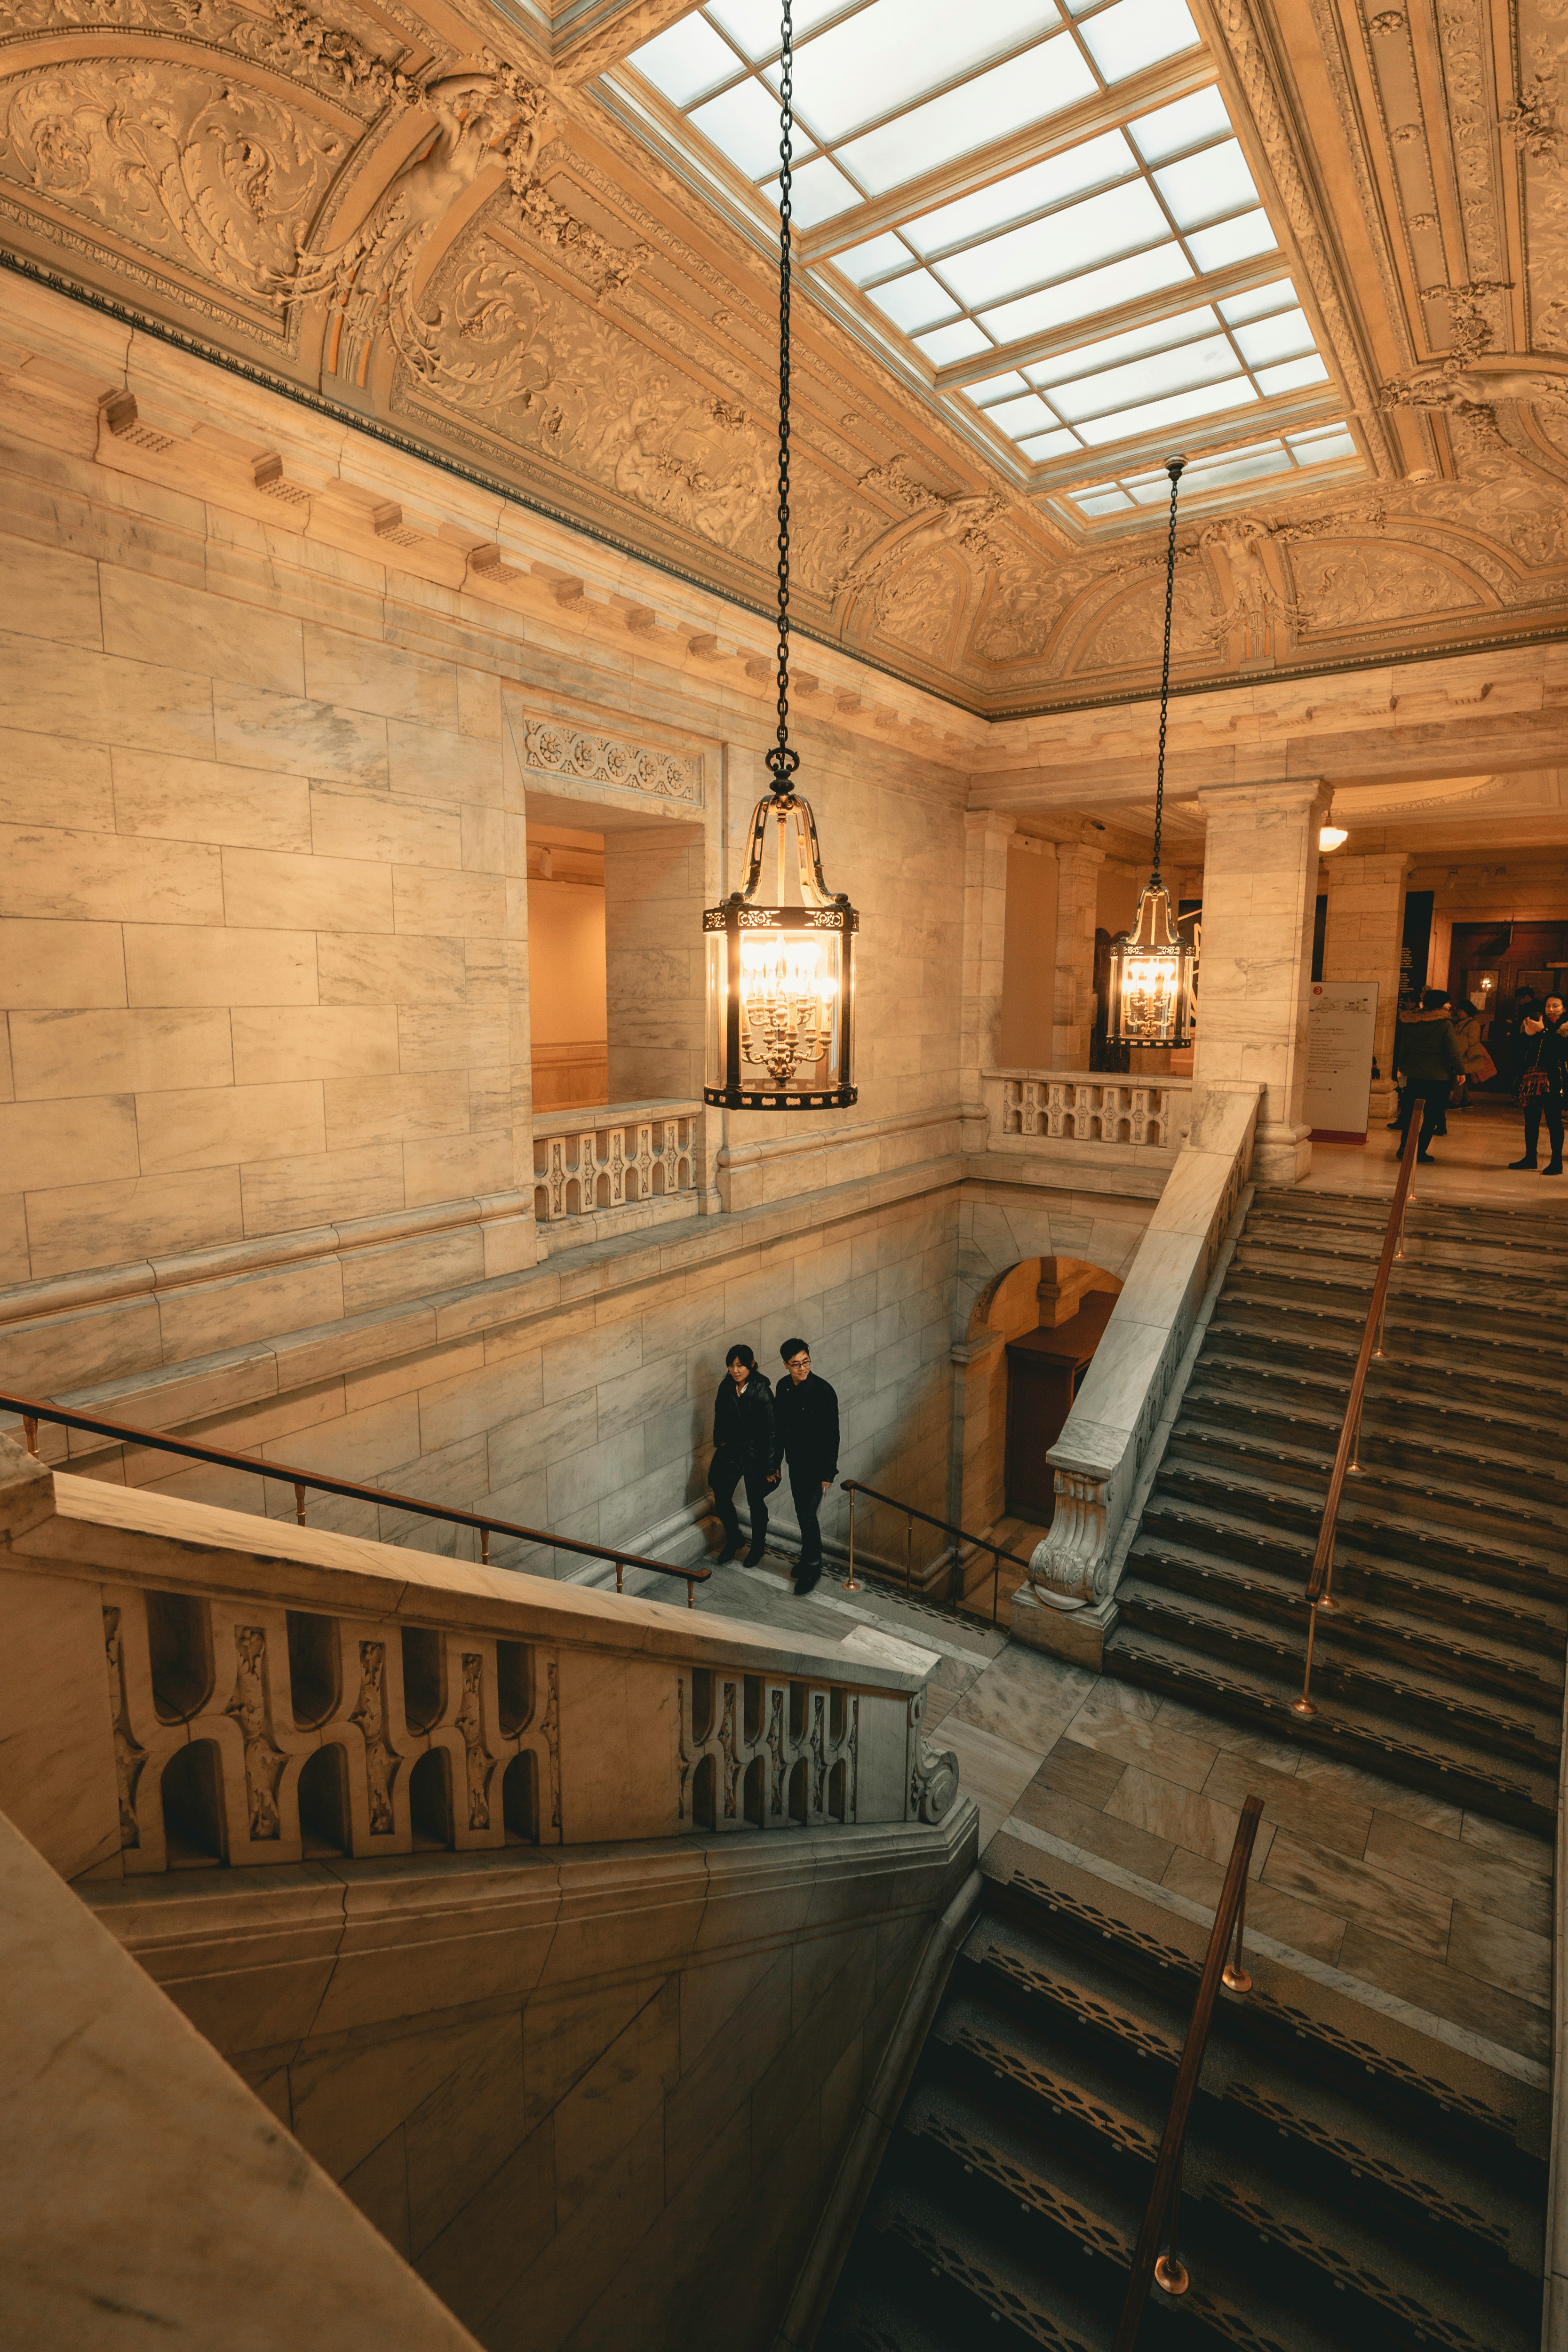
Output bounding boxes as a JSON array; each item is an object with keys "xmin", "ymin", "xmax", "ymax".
[
  {"xmin": 1302, "ymin": 1094, "xmax": 1563, "ymax": 1208},
  {"xmin": 695, "ymin": 1549, "xmax": 1554, "ymax": 2080}
]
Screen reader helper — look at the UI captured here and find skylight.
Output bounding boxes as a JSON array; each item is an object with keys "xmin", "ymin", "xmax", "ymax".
[{"xmin": 616, "ymin": 0, "xmax": 1357, "ymax": 519}]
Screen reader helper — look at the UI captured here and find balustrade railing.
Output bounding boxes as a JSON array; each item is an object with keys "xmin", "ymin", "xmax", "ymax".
[
  {"xmin": 839, "ymin": 1477, "xmax": 1035, "ymax": 1626},
  {"xmin": 532, "ymin": 1098, "xmax": 698, "ymax": 1227},
  {"xmin": 986, "ymin": 1067, "xmax": 1191, "ymax": 1153}
]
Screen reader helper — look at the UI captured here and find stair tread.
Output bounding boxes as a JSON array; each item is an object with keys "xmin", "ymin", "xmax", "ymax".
[
  {"xmin": 1148, "ymin": 1462, "xmax": 1567, "ymax": 1571},
  {"xmin": 1182, "ymin": 1380, "xmax": 1566, "ymax": 1471},
  {"xmin": 1163, "ymin": 1428, "xmax": 1568, "ymax": 1530}
]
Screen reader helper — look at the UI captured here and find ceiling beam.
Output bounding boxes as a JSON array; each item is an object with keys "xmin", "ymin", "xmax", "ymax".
[
  {"xmin": 556, "ymin": 0, "xmax": 698, "ymax": 86},
  {"xmin": 797, "ymin": 51, "xmax": 1219, "ymax": 262}
]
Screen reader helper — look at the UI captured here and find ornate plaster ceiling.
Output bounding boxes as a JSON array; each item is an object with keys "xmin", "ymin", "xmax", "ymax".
[{"xmin": 2, "ymin": 0, "xmax": 1568, "ymax": 718}]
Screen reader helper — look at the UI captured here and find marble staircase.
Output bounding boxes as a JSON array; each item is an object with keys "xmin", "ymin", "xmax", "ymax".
[
  {"xmin": 820, "ymin": 1828, "xmax": 1548, "ymax": 2352},
  {"xmin": 1103, "ymin": 1188, "xmax": 1568, "ymax": 1830}
]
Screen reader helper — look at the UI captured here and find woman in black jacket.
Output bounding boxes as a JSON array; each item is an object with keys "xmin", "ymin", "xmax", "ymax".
[
  {"xmin": 1393, "ymin": 990, "xmax": 1465, "ymax": 1163},
  {"xmin": 1510, "ymin": 993, "xmax": 1566, "ymax": 1175},
  {"xmin": 709, "ymin": 1344, "xmax": 781, "ymax": 1565}
]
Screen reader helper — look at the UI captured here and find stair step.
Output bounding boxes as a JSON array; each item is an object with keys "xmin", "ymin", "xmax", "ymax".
[
  {"xmin": 1143, "ymin": 1477, "xmax": 1564, "ymax": 1590},
  {"xmin": 1180, "ymin": 1385, "xmax": 1566, "ymax": 1494},
  {"xmin": 1102, "ymin": 1624, "xmax": 1557, "ymax": 1828},
  {"xmin": 1125, "ymin": 1534, "xmax": 1565, "ymax": 1697},
  {"xmin": 1163, "ymin": 1428, "xmax": 1568, "ymax": 1534}
]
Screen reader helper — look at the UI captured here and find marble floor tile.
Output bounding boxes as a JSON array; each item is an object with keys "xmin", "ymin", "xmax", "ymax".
[
  {"xmin": 938, "ymin": 1719, "xmax": 1042, "ymax": 1852},
  {"xmin": 1458, "ymin": 1812, "xmax": 1555, "ymax": 1882},
  {"xmin": 1062, "ymin": 1708, "xmax": 1219, "ymax": 1794},
  {"xmin": 1336, "ymin": 1923, "xmax": 1552, "ymax": 2066},
  {"xmin": 948, "ymin": 1642, "xmax": 1096, "ymax": 1757},
  {"xmin": 1446, "ymin": 1904, "xmax": 1552, "ymax": 2012},
  {"xmin": 1148, "ymin": 1690, "xmax": 1306, "ymax": 1780},
  {"xmin": 1261, "ymin": 1830, "xmax": 1451, "ymax": 1958},
  {"xmin": 1363, "ymin": 1812, "xmax": 1552, "ymax": 1937},
  {"xmin": 1202, "ymin": 1750, "xmax": 1372, "ymax": 1861},
  {"xmin": 1289, "ymin": 1750, "xmax": 1467, "ymax": 1839},
  {"xmin": 1160, "ymin": 1847, "xmax": 1347, "ymax": 1968},
  {"xmin": 1064, "ymin": 1679, "xmax": 1163, "ymax": 1735},
  {"xmin": 1009, "ymin": 1776, "xmax": 1174, "ymax": 1884},
  {"xmin": 1104, "ymin": 1764, "xmax": 1276, "ymax": 1878},
  {"xmin": 1029, "ymin": 1737, "xmax": 1127, "ymax": 1813}
]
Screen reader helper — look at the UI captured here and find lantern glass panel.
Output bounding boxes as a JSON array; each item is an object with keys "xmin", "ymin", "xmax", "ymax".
[{"xmin": 1105, "ymin": 880, "xmax": 1195, "ymax": 1048}]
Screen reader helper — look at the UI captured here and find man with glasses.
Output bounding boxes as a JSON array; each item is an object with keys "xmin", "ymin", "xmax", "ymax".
[{"xmin": 775, "ymin": 1338, "xmax": 839, "ymax": 1597}]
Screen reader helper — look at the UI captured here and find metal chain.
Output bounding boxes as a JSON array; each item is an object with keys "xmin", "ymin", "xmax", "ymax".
[
  {"xmin": 767, "ymin": 0, "xmax": 799, "ymax": 795},
  {"xmin": 1151, "ymin": 453, "xmax": 1185, "ymax": 882}
]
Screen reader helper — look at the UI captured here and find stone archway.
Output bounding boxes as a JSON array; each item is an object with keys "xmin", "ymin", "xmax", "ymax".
[{"xmin": 954, "ymin": 1254, "xmax": 1123, "ymax": 1582}]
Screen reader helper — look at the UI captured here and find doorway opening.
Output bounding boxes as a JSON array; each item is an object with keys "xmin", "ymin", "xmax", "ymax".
[{"xmin": 527, "ymin": 822, "xmax": 607, "ymax": 1114}]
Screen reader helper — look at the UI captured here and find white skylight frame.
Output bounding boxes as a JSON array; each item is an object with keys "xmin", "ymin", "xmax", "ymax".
[{"xmin": 613, "ymin": 0, "xmax": 1360, "ymax": 526}]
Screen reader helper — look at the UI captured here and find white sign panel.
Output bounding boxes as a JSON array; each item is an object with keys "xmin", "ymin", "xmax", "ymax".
[{"xmin": 1305, "ymin": 980, "xmax": 1379, "ymax": 1142}]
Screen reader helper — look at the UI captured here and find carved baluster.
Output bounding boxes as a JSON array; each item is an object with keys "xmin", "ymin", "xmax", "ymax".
[
  {"xmin": 577, "ymin": 1130, "xmax": 596, "ymax": 1215},
  {"xmin": 608, "ymin": 1127, "xmax": 627, "ymax": 1207},
  {"xmin": 636, "ymin": 1120, "xmax": 654, "ymax": 1201},
  {"xmin": 546, "ymin": 1135, "xmax": 569, "ymax": 1222},
  {"xmin": 456, "ymin": 1653, "xmax": 493, "ymax": 1832},
  {"xmin": 1047, "ymin": 1081, "xmax": 1067, "ymax": 1139},
  {"xmin": 226, "ymin": 1626, "xmax": 286, "ymax": 1842}
]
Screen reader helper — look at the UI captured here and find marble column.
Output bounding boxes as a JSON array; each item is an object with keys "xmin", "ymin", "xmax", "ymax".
[
  {"xmin": 1321, "ymin": 850, "xmax": 1412, "ymax": 1126},
  {"xmin": 1192, "ymin": 777, "xmax": 1329, "ymax": 1184},
  {"xmin": 1051, "ymin": 842, "xmax": 1105, "ymax": 1069},
  {"xmin": 959, "ymin": 809, "xmax": 1014, "ymax": 1147}
]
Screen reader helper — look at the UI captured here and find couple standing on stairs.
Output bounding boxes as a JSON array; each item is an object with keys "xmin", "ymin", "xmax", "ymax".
[{"xmin": 708, "ymin": 1339, "xmax": 840, "ymax": 1595}]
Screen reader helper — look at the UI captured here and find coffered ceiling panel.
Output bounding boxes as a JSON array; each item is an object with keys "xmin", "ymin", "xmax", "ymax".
[{"xmin": 0, "ymin": 0, "xmax": 1566, "ymax": 718}]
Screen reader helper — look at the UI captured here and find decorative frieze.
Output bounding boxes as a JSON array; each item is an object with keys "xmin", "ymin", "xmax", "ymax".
[{"xmin": 518, "ymin": 718, "xmax": 702, "ymax": 806}]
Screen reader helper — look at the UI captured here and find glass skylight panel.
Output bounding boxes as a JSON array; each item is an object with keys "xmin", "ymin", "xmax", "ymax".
[
  {"xmin": 837, "ymin": 39, "xmax": 1095, "ymax": 195},
  {"xmin": 632, "ymin": 15, "xmax": 740, "ymax": 107},
  {"xmin": 866, "ymin": 269, "xmax": 961, "ymax": 334},
  {"xmin": 1255, "ymin": 353, "xmax": 1329, "ymax": 396},
  {"xmin": 915, "ymin": 320, "xmax": 993, "ymax": 362},
  {"xmin": 1050, "ymin": 331, "xmax": 1239, "ymax": 420},
  {"xmin": 1076, "ymin": 373, "xmax": 1256, "ymax": 443},
  {"xmin": 764, "ymin": 0, "xmax": 1063, "ymax": 141},
  {"xmin": 1127, "ymin": 445, "xmax": 1288, "ymax": 496},
  {"xmin": 1077, "ymin": 0, "xmax": 1200, "ymax": 83},
  {"xmin": 900, "ymin": 133, "xmax": 1133, "ymax": 257},
  {"xmin": 1234, "ymin": 307, "xmax": 1313, "ymax": 366},
  {"xmin": 1079, "ymin": 489, "xmax": 1136, "ymax": 512},
  {"xmin": 1219, "ymin": 278, "xmax": 1297, "ymax": 323},
  {"xmin": 941, "ymin": 180, "xmax": 1168, "ymax": 310},
  {"xmin": 706, "ymin": 0, "xmax": 846, "ymax": 55},
  {"xmin": 1293, "ymin": 426, "xmax": 1357, "ymax": 462},
  {"xmin": 689, "ymin": 79, "xmax": 806, "ymax": 177},
  {"xmin": 1153, "ymin": 140, "xmax": 1258, "ymax": 229},
  {"xmin": 1025, "ymin": 304, "xmax": 1218, "ymax": 387},
  {"xmin": 1129, "ymin": 86, "xmax": 1230, "ymax": 163},
  {"xmin": 1019, "ymin": 428, "xmax": 1081, "ymax": 460},
  {"xmin": 967, "ymin": 371, "xmax": 1033, "ymax": 402},
  {"xmin": 987, "ymin": 392, "xmax": 1061, "ymax": 437},
  {"xmin": 1187, "ymin": 210, "xmax": 1278, "ymax": 270},
  {"xmin": 979, "ymin": 242, "xmax": 1193, "ymax": 342},
  {"xmin": 762, "ymin": 155, "xmax": 860, "ymax": 223},
  {"xmin": 830, "ymin": 231, "xmax": 910, "ymax": 286}
]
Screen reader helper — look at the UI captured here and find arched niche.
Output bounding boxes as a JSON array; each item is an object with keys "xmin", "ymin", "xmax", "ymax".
[{"xmin": 954, "ymin": 1254, "xmax": 1122, "ymax": 1592}]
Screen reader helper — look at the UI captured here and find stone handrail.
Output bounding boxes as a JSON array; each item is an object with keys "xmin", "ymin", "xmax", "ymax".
[
  {"xmin": 532, "ymin": 1097, "xmax": 700, "ymax": 1229},
  {"xmin": 0, "ymin": 1437, "xmax": 959, "ymax": 1885},
  {"xmin": 1019, "ymin": 1083, "xmax": 1262, "ymax": 1637},
  {"xmin": 982, "ymin": 1067, "xmax": 1192, "ymax": 1158}
]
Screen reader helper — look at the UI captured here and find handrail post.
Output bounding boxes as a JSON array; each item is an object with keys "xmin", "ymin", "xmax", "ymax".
[
  {"xmin": 905, "ymin": 1509, "xmax": 912, "ymax": 1599},
  {"xmin": 843, "ymin": 1485, "xmax": 860, "ymax": 1591},
  {"xmin": 480, "ymin": 1527, "xmax": 490, "ymax": 1566},
  {"xmin": 992, "ymin": 1544, "xmax": 1001, "ymax": 1627},
  {"xmin": 1293, "ymin": 1599, "xmax": 1319, "ymax": 1716},
  {"xmin": 1114, "ymin": 1796, "xmax": 1263, "ymax": 2350},
  {"xmin": 1222, "ymin": 1867, "xmax": 1252, "ymax": 1995},
  {"xmin": 22, "ymin": 1415, "xmax": 38, "ymax": 1457},
  {"xmin": 293, "ymin": 1481, "xmax": 306, "ymax": 1526}
]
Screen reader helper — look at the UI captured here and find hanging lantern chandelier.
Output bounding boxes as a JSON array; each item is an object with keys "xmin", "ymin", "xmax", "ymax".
[
  {"xmin": 1105, "ymin": 455, "xmax": 1197, "ymax": 1051},
  {"xmin": 703, "ymin": 0, "xmax": 858, "ymax": 1112}
]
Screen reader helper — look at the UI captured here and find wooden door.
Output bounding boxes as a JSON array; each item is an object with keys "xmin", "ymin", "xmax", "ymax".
[{"xmin": 1004, "ymin": 1350, "xmax": 1076, "ymax": 1523}]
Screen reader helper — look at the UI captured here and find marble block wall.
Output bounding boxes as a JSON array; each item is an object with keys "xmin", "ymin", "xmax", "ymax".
[{"xmin": 1320, "ymin": 850, "xmax": 1412, "ymax": 1126}]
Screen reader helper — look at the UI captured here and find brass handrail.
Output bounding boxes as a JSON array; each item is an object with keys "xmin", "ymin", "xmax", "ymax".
[
  {"xmin": 1293, "ymin": 1101, "xmax": 1422, "ymax": 1716},
  {"xmin": 0, "ymin": 1389, "xmax": 709, "ymax": 1606},
  {"xmin": 838, "ymin": 1476, "xmax": 1036, "ymax": 1626},
  {"xmin": 1114, "ymin": 1794, "xmax": 1264, "ymax": 2349}
]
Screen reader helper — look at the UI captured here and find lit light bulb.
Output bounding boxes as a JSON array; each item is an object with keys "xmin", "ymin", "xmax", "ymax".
[
  {"xmin": 1319, "ymin": 825, "xmax": 1348, "ymax": 852},
  {"xmin": 737, "ymin": 933, "xmax": 836, "ymax": 1086}
]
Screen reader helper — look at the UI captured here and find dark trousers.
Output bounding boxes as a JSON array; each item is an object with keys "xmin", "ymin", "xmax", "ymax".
[
  {"xmin": 788, "ymin": 1464, "xmax": 827, "ymax": 1572},
  {"xmin": 1398, "ymin": 1081, "xmax": 1450, "ymax": 1151},
  {"xmin": 711, "ymin": 1447, "xmax": 769, "ymax": 1556},
  {"xmin": 1523, "ymin": 1100, "xmax": 1565, "ymax": 1165}
]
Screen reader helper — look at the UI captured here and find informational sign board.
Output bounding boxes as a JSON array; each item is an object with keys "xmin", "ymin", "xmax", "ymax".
[{"xmin": 1305, "ymin": 980, "xmax": 1379, "ymax": 1143}]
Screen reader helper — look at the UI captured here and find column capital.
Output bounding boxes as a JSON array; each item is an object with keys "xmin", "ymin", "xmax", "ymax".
[
  {"xmin": 1196, "ymin": 777, "xmax": 1329, "ymax": 818},
  {"xmin": 1323, "ymin": 848, "xmax": 1414, "ymax": 884},
  {"xmin": 1054, "ymin": 839, "xmax": 1106, "ymax": 872},
  {"xmin": 964, "ymin": 806, "xmax": 1016, "ymax": 838}
]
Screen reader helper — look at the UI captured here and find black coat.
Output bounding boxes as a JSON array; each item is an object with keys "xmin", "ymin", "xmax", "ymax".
[
  {"xmin": 1514, "ymin": 1022, "xmax": 1567, "ymax": 1099},
  {"xmin": 775, "ymin": 1372, "xmax": 839, "ymax": 1479},
  {"xmin": 711, "ymin": 1372, "xmax": 780, "ymax": 1473}
]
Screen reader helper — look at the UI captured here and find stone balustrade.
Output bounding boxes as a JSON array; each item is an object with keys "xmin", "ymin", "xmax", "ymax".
[
  {"xmin": 531, "ymin": 1098, "xmax": 701, "ymax": 1245},
  {"xmin": 984, "ymin": 1067, "xmax": 1192, "ymax": 1158},
  {"xmin": 0, "ymin": 1435, "xmax": 958, "ymax": 1884}
]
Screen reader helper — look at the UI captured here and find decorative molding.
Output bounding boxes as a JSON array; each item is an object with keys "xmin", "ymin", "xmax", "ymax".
[{"xmin": 518, "ymin": 715, "xmax": 703, "ymax": 804}]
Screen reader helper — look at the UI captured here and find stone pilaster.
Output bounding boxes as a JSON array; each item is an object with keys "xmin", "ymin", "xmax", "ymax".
[
  {"xmin": 1050, "ymin": 842, "xmax": 1105, "ymax": 1070},
  {"xmin": 1192, "ymin": 777, "xmax": 1329, "ymax": 1184},
  {"xmin": 1321, "ymin": 850, "xmax": 1412, "ymax": 1126},
  {"xmin": 959, "ymin": 809, "xmax": 1014, "ymax": 1146}
]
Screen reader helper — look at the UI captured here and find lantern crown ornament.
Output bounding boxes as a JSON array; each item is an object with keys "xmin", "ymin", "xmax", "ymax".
[
  {"xmin": 703, "ymin": 0, "xmax": 858, "ymax": 1112},
  {"xmin": 1104, "ymin": 455, "xmax": 1196, "ymax": 1052}
]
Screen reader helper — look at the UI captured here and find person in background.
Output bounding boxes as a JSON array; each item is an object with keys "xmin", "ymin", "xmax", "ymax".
[
  {"xmin": 709, "ymin": 1343, "xmax": 780, "ymax": 1566},
  {"xmin": 774, "ymin": 1338, "xmax": 839, "ymax": 1597},
  {"xmin": 1510, "ymin": 994, "xmax": 1566, "ymax": 1175},
  {"xmin": 1450, "ymin": 993, "xmax": 1495, "ymax": 1106},
  {"xmin": 1393, "ymin": 988, "xmax": 1465, "ymax": 1163}
]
